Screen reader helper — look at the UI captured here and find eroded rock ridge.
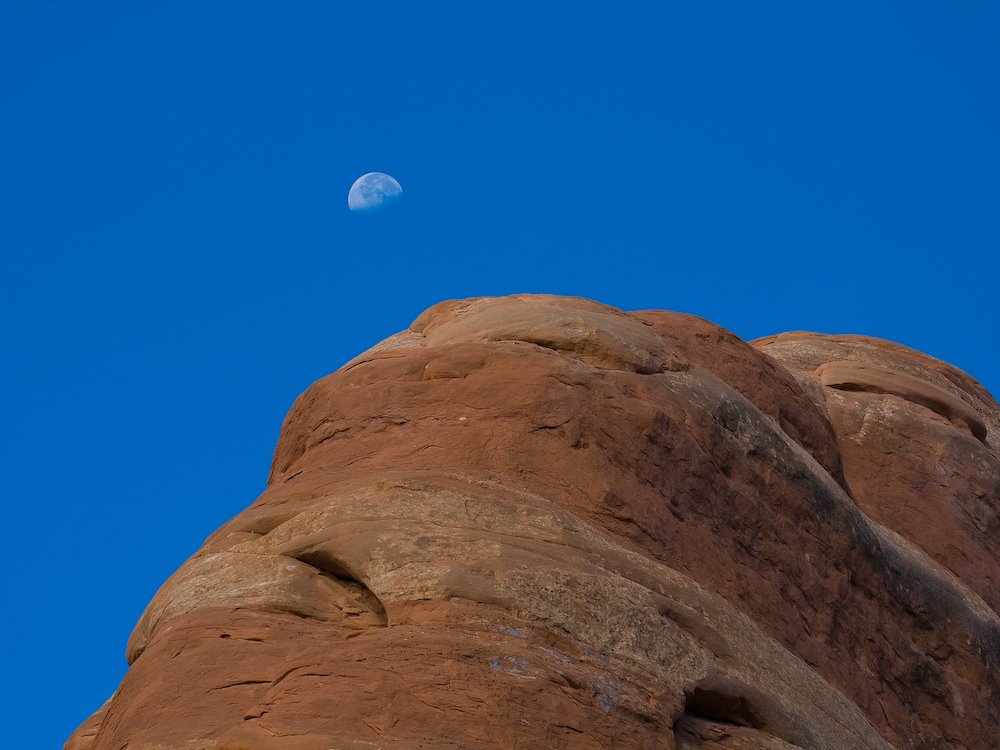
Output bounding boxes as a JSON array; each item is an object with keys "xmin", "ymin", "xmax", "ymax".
[{"xmin": 68, "ymin": 295, "xmax": 1000, "ymax": 750}]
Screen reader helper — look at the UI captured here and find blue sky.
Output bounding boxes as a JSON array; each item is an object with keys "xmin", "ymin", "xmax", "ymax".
[{"xmin": 2, "ymin": 3, "xmax": 998, "ymax": 745}]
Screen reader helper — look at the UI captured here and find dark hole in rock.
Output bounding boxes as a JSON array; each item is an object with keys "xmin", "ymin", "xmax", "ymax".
[{"xmin": 684, "ymin": 687, "xmax": 760, "ymax": 729}]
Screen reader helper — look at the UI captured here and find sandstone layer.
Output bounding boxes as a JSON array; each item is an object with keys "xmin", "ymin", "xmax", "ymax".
[{"xmin": 67, "ymin": 295, "xmax": 999, "ymax": 749}]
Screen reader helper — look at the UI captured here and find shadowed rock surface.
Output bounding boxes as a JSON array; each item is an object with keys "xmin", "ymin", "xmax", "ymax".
[{"xmin": 67, "ymin": 295, "xmax": 999, "ymax": 750}]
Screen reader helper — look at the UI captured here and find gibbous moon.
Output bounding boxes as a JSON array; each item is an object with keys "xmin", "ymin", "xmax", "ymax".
[{"xmin": 348, "ymin": 172, "xmax": 403, "ymax": 212}]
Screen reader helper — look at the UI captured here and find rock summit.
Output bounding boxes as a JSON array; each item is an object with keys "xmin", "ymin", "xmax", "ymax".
[{"xmin": 68, "ymin": 295, "xmax": 999, "ymax": 749}]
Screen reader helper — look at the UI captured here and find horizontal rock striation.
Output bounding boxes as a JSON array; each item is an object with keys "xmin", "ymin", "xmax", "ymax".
[{"xmin": 68, "ymin": 295, "xmax": 999, "ymax": 749}]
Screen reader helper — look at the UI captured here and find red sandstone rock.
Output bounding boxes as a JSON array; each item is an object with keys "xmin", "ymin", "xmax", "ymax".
[
  {"xmin": 68, "ymin": 296, "xmax": 999, "ymax": 749},
  {"xmin": 753, "ymin": 332, "xmax": 1000, "ymax": 633}
]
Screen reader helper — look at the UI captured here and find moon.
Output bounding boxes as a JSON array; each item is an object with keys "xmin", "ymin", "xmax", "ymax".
[{"xmin": 348, "ymin": 172, "xmax": 403, "ymax": 212}]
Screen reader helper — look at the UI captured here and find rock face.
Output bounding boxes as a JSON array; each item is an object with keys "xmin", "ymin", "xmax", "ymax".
[{"xmin": 67, "ymin": 295, "xmax": 1000, "ymax": 750}]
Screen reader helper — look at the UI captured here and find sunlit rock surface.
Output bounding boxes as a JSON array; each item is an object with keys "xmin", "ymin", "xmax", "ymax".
[{"xmin": 68, "ymin": 295, "xmax": 999, "ymax": 749}]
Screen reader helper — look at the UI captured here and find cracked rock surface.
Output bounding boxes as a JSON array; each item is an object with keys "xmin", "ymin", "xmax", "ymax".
[{"xmin": 67, "ymin": 295, "xmax": 999, "ymax": 749}]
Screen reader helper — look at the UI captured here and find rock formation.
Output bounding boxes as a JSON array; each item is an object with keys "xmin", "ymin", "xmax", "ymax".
[{"xmin": 67, "ymin": 295, "xmax": 999, "ymax": 750}]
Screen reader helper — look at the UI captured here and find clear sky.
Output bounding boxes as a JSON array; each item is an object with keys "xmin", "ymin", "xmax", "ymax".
[{"xmin": 2, "ymin": 3, "xmax": 998, "ymax": 745}]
